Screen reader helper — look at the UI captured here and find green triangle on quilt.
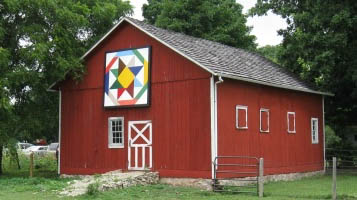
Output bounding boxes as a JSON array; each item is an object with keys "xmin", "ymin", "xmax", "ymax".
[
  {"xmin": 110, "ymin": 69, "xmax": 118, "ymax": 77},
  {"xmin": 110, "ymin": 80, "xmax": 123, "ymax": 89}
]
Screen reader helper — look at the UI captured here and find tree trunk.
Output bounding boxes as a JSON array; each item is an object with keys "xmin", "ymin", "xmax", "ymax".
[{"xmin": 0, "ymin": 145, "xmax": 3, "ymax": 175}]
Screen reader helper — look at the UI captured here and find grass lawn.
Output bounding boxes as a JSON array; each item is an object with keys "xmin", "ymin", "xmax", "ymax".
[{"xmin": 1, "ymin": 152, "xmax": 356, "ymax": 199}]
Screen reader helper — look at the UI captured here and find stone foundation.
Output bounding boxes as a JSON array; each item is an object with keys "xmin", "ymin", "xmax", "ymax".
[
  {"xmin": 60, "ymin": 170, "xmax": 159, "ymax": 196},
  {"xmin": 160, "ymin": 170, "xmax": 325, "ymax": 190},
  {"xmin": 160, "ymin": 178, "xmax": 212, "ymax": 190}
]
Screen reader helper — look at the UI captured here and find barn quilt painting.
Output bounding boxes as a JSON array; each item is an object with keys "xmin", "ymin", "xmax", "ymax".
[{"xmin": 104, "ymin": 47, "xmax": 150, "ymax": 107}]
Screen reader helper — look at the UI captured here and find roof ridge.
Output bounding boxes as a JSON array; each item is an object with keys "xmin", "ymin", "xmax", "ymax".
[
  {"xmin": 126, "ymin": 17, "xmax": 248, "ymax": 53},
  {"xmin": 126, "ymin": 17, "xmax": 326, "ymax": 95},
  {"xmin": 47, "ymin": 16, "xmax": 332, "ymax": 96}
]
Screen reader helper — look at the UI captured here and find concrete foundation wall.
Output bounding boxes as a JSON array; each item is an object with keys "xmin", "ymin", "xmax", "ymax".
[{"xmin": 160, "ymin": 170, "xmax": 325, "ymax": 190}]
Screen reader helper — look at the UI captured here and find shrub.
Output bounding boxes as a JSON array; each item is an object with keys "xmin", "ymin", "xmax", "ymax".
[
  {"xmin": 325, "ymin": 125, "xmax": 341, "ymax": 148},
  {"xmin": 86, "ymin": 181, "xmax": 100, "ymax": 196}
]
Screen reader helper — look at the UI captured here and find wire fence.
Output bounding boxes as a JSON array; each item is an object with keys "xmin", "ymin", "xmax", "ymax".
[
  {"xmin": 325, "ymin": 148, "xmax": 357, "ymax": 200},
  {"xmin": 326, "ymin": 148, "xmax": 357, "ymax": 175}
]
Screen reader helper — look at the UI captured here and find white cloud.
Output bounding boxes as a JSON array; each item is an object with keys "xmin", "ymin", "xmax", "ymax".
[
  {"xmin": 128, "ymin": 0, "xmax": 147, "ymax": 20},
  {"xmin": 236, "ymin": 0, "xmax": 287, "ymax": 47}
]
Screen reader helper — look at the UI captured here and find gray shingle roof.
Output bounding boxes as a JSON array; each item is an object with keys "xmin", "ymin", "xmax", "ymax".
[
  {"xmin": 52, "ymin": 17, "xmax": 331, "ymax": 95},
  {"xmin": 124, "ymin": 18, "xmax": 330, "ymax": 95}
]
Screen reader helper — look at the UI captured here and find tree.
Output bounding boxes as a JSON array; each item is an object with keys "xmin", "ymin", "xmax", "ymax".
[
  {"xmin": 257, "ymin": 45, "xmax": 283, "ymax": 65},
  {"xmin": 251, "ymin": 0, "xmax": 357, "ymax": 137},
  {"xmin": 142, "ymin": 0, "xmax": 257, "ymax": 50},
  {"xmin": 0, "ymin": 0, "xmax": 132, "ymax": 175}
]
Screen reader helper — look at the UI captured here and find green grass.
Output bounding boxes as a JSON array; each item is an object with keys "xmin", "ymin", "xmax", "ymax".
[{"xmin": 1, "ymin": 152, "xmax": 357, "ymax": 199}]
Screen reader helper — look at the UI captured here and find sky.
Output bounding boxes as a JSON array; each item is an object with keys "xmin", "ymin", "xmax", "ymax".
[{"xmin": 128, "ymin": 0, "xmax": 287, "ymax": 47}]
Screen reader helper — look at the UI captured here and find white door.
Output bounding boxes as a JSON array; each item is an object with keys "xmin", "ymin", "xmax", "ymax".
[{"xmin": 128, "ymin": 120, "xmax": 152, "ymax": 170}]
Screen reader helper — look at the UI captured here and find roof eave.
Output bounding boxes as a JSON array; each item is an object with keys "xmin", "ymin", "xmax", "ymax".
[
  {"xmin": 47, "ymin": 17, "xmax": 217, "ymax": 91},
  {"xmin": 218, "ymin": 73, "xmax": 334, "ymax": 96},
  {"xmin": 48, "ymin": 17, "xmax": 333, "ymax": 97},
  {"xmin": 124, "ymin": 19, "xmax": 216, "ymax": 76},
  {"xmin": 80, "ymin": 18, "xmax": 126, "ymax": 60},
  {"xmin": 81, "ymin": 17, "xmax": 216, "ymax": 75}
]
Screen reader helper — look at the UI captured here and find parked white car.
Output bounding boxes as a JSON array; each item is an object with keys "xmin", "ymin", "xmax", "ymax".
[
  {"xmin": 17, "ymin": 143, "xmax": 34, "ymax": 151},
  {"xmin": 47, "ymin": 143, "xmax": 59, "ymax": 153},
  {"xmin": 24, "ymin": 146, "xmax": 49, "ymax": 156}
]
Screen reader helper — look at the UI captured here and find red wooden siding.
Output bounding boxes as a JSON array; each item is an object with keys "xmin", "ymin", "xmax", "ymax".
[
  {"xmin": 59, "ymin": 20, "xmax": 325, "ymax": 179},
  {"xmin": 60, "ymin": 22, "xmax": 212, "ymax": 178},
  {"xmin": 217, "ymin": 79, "xmax": 324, "ymax": 175}
]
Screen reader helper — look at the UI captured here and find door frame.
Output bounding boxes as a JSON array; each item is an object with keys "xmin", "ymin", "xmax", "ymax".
[{"xmin": 128, "ymin": 120, "xmax": 152, "ymax": 170}]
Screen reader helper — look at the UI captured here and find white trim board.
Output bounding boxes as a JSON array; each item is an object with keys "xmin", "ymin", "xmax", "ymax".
[
  {"xmin": 128, "ymin": 120, "xmax": 152, "ymax": 170},
  {"xmin": 58, "ymin": 90, "xmax": 61, "ymax": 174},
  {"xmin": 218, "ymin": 73, "xmax": 333, "ymax": 96},
  {"xmin": 210, "ymin": 76, "xmax": 215, "ymax": 179}
]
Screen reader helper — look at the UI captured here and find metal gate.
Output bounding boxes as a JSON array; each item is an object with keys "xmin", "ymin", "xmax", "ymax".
[{"xmin": 213, "ymin": 156, "xmax": 260, "ymax": 195}]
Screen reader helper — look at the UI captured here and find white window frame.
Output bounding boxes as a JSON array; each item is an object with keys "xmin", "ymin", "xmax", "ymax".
[
  {"xmin": 260, "ymin": 108, "xmax": 270, "ymax": 133},
  {"xmin": 108, "ymin": 117, "xmax": 124, "ymax": 148},
  {"xmin": 236, "ymin": 105, "xmax": 248, "ymax": 129},
  {"xmin": 287, "ymin": 112, "xmax": 296, "ymax": 133},
  {"xmin": 311, "ymin": 118, "xmax": 319, "ymax": 144}
]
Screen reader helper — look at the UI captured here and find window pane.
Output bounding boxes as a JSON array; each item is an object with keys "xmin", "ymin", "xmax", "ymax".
[
  {"xmin": 237, "ymin": 108, "xmax": 247, "ymax": 128},
  {"xmin": 260, "ymin": 110, "xmax": 269, "ymax": 132},
  {"xmin": 109, "ymin": 118, "xmax": 124, "ymax": 147},
  {"xmin": 312, "ymin": 119, "xmax": 318, "ymax": 143},
  {"xmin": 288, "ymin": 113, "xmax": 295, "ymax": 132}
]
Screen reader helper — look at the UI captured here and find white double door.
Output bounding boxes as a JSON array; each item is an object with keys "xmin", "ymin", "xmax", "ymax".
[{"xmin": 128, "ymin": 120, "xmax": 152, "ymax": 170}]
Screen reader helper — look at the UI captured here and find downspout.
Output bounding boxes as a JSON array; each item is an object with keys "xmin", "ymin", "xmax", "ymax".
[
  {"xmin": 211, "ymin": 75, "xmax": 223, "ymax": 179},
  {"xmin": 322, "ymin": 96, "xmax": 326, "ymax": 172},
  {"xmin": 58, "ymin": 90, "xmax": 62, "ymax": 174}
]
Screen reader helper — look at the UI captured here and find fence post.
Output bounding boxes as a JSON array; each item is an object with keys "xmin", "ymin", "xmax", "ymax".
[
  {"xmin": 29, "ymin": 152, "xmax": 34, "ymax": 178},
  {"xmin": 259, "ymin": 158, "xmax": 264, "ymax": 198},
  {"xmin": 332, "ymin": 157, "xmax": 336, "ymax": 200}
]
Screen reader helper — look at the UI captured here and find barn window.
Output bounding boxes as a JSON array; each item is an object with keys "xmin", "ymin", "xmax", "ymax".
[
  {"xmin": 287, "ymin": 112, "xmax": 296, "ymax": 133},
  {"xmin": 108, "ymin": 117, "xmax": 124, "ymax": 148},
  {"xmin": 236, "ymin": 105, "xmax": 248, "ymax": 129},
  {"xmin": 260, "ymin": 108, "xmax": 269, "ymax": 133},
  {"xmin": 311, "ymin": 118, "xmax": 318, "ymax": 144}
]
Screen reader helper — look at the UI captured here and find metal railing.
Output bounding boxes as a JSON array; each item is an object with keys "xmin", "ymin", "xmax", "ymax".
[{"xmin": 212, "ymin": 156, "xmax": 264, "ymax": 197}]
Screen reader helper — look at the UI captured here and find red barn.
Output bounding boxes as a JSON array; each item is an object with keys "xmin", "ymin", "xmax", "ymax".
[{"xmin": 49, "ymin": 18, "xmax": 332, "ymax": 180}]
